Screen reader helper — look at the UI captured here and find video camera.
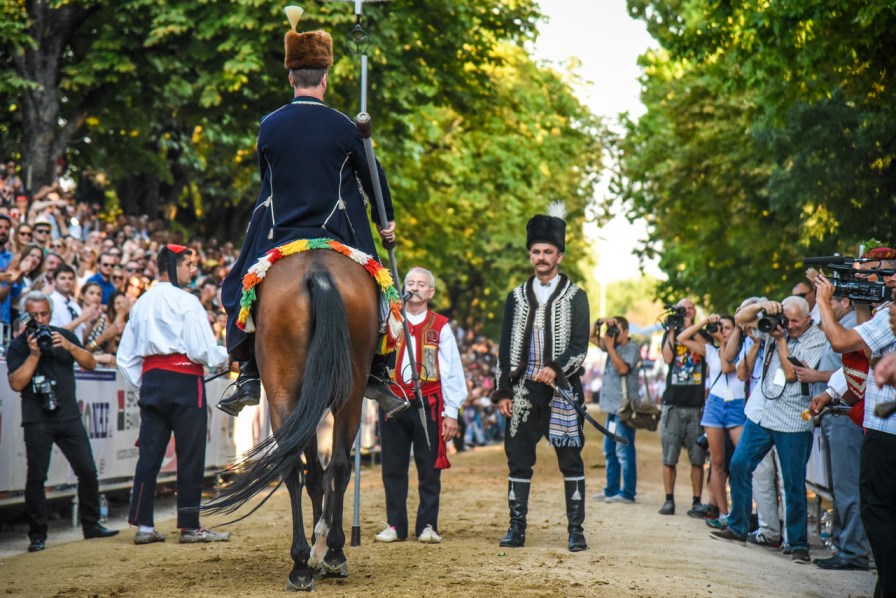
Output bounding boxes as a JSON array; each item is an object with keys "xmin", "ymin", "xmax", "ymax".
[
  {"xmin": 803, "ymin": 255, "xmax": 894, "ymax": 303},
  {"xmin": 661, "ymin": 305, "xmax": 687, "ymax": 330}
]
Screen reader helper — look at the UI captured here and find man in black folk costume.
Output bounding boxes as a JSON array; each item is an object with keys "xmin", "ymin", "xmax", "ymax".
[
  {"xmin": 491, "ymin": 205, "xmax": 591, "ymax": 552},
  {"xmin": 219, "ymin": 6, "xmax": 406, "ymax": 418}
]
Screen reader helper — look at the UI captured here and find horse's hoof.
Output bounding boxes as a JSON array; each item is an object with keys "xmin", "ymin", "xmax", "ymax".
[
  {"xmin": 322, "ymin": 550, "xmax": 349, "ymax": 578},
  {"xmin": 286, "ymin": 571, "xmax": 314, "ymax": 592}
]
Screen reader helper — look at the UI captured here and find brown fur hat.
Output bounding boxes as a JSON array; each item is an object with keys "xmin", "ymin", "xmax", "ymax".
[
  {"xmin": 283, "ymin": 6, "xmax": 333, "ymax": 70},
  {"xmin": 284, "ymin": 29, "xmax": 333, "ymax": 70}
]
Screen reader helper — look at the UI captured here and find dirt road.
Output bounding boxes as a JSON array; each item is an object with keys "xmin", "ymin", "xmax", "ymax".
[{"xmin": 0, "ymin": 407, "xmax": 877, "ymax": 597}]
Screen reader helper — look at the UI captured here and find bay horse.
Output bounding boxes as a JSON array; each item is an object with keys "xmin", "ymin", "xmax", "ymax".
[{"xmin": 203, "ymin": 248, "xmax": 379, "ymax": 591}]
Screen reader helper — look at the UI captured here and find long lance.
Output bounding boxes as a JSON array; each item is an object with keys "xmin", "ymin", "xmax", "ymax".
[
  {"xmin": 355, "ymin": 112, "xmax": 431, "ymax": 451},
  {"xmin": 331, "ymin": 0, "xmax": 428, "ymax": 548},
  {"xmin": 550, "ymin": 383, "xmax": 630, "ymax": 445}
]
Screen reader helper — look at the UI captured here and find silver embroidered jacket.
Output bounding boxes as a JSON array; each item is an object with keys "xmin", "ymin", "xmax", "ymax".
[{"xmin": 492, "ymin": 274, "xmax": 590, "ymax": 402}]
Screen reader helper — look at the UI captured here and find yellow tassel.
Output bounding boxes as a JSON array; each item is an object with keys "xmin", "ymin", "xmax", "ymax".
[{"xmin": 284, "ymin": 5, "xmax": 304, "ymax": 31}]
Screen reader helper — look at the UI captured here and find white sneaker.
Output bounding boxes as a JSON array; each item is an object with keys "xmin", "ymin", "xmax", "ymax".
[
  {"xmin": 605, "ymin": 494, "xmax": 635, "ymax": 504},
  {"xmin": 374, "ymin": 525, "xmax": 399, "ymax": 543},
  {"xmin": 418, "ymin": 524, "xmax": 441, "ymax": 544}
]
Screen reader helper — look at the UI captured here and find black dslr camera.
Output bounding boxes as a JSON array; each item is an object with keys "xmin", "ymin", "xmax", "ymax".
[
  {"xmin": 605, "ymin": 323, "xmax": 620, "ymax": 338},
  {"xmin": 803, "ymin": 255, "xmax": 893, "ymax": 303},
  {"xmin": 756, "ymin": 311, "xmax": 788, "ymax": 333},
  {"xmin": 21, "ymin": 315, "xmax": 59, "ymax": 411},
  {"xmin": 32, "ymin": 375, "xmax": 59, "ymax": 412},
  {"xmin": 706, "ymin": 322, "xmax": 720, "ymax": 334},
  {"xmin": 21, "ymin": 313, "xmax": 55, "ymax": 354},
  {"xmin": 662, "ymin": 305, "xmax": 687, "ymax": 330}
]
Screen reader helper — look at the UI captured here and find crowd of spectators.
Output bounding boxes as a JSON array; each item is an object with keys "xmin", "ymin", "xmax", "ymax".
[
  {"xmin": 0, "ymin": 165, "xmax": 236, "ymax": 364},
  {"xmin": 453, "ymin": 331, "xmax": 503, "ymax": 451}
]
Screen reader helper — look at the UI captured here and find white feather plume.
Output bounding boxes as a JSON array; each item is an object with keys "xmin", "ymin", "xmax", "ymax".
[
  {"xmin": 284, "ymin": 5, "xmax": 304, "ymax": 31},
  {"xmin": 547, "ymin": 201, "xmax": 567, "ymax": 221}
]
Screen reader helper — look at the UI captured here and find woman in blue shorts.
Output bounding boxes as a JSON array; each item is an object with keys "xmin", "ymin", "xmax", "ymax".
[{"xmin": 677, "ymin": 314, "xmax": 744, "ymax": 525}]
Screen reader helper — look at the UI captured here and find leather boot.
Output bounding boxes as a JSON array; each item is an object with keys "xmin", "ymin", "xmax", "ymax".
[
  {"xmin": 217, "ymin": 359, "xmax": 261, "ymax": 416},
  {"xmin": 499, "ymin": 480, "xmax": 530, "ymax": 548},
  {"xmin": 565, "ymin": 477, "xmax": 588, "ymax": 552},
  {"xmin": 367, "ymin": 355, "xmax": 409, "ymax": 417}
]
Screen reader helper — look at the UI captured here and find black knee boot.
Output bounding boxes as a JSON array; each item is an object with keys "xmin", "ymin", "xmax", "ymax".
[
  {"xmin": 366, "ymin": 354, "xmax": 409, "ymax": 417},
  {"xmin": 565, "ymin": 478, "xmax": 587, "ymax": 552},
  {"xmin": 217, "ymin": 358, "xmax": 261, "ymax": 416},
  {"xmin": 499, "ymin": 480, "xmax": 530, "ymax": 548}
]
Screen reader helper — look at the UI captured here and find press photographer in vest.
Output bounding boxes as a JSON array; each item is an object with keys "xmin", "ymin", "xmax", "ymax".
[{"xmin": 5, "ymin": 291, "xmax": 118, "ymax": 552}]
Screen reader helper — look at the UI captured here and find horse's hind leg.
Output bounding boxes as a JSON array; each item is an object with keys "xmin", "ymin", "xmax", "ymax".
[
  {"xmin": 304, "ymin": 439, "xmax": 325, "ymax": 546},
  {"xmin": 318, "ymin": 409, "xmax": 361, "ymax": 577},
  {"xmin": 284, "ymin": 461, "xmax": 314, "ymax": 592}
]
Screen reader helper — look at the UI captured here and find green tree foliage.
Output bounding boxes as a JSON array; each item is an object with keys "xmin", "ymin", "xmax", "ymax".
[
  {"xmin": 1, "ymin": 0, "xmax": 604, "ymax": 334},
  {"xmin": 617, "ymin": 0, "xmax": 896, "ymax": 310}
]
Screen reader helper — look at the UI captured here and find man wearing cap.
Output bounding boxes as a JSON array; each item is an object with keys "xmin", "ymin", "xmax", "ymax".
[
  {"xmin": 117, "ymin": 245, "xmax": 230, "ymax": 544},
  {"xmin": 491, "ymin": 204, "xmax": 591, "ymax": 552},
  {"xmin": 219, "ymin": 5, "xmax": 404, "ymax": 419}
]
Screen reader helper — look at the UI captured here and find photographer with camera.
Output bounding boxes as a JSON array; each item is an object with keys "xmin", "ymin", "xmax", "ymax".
[
  {"xmin": 811, "ymin": 255, "xmax": 896, "ymax": 593},
  {"xmin": 712, "ymin": 296, "xmax": 825, "ymax": 564},
  {"xmin": 591, "ymin": 316, "xmax": 641, "ymax": 504},
  {"xmin": 5, "ymin": 291, "xmax": 118, "ymax": 552},
  {"xmin": 677, "ymin": 314, "xmax": 744, "ymax": 528},
  {"xmin": 658, "ymin": 298, "xmax": 707, "ymax": 517},
  {"xmin": 796, "ymin": 294, "xmax": 871, "ymax": 571}
]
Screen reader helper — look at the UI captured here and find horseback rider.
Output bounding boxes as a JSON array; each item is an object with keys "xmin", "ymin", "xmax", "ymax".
[{"xmin": 219, "ymin": 7, "xmax": 407, "ymax": 417}]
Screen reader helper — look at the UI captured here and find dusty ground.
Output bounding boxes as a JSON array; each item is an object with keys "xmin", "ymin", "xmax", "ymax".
[{"xmin": 0, "ymin": 406, "xmax": 877, "ymax": 597}]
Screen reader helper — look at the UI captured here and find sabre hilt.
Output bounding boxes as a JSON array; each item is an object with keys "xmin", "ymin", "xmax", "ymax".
[
  {"xmin": 355, "ymin": 112, "xmax": 372, "ymax": 139},
  {"xmin": 875, "ymin": 400, "xmax": 896, "ymax": 419}
]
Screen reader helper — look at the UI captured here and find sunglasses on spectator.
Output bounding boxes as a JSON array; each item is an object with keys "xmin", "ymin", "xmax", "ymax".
[
  {"xmin": 100, "ymin": 261, "xmax": 115, "ymax": 268},
  {"xmin": 112, "ymin": 275, "xmax": 124, "ymax": 281},
  {"xmin": 34, "ymin": 228, "xmax": 50, "ymax": 234},
  {"xmin": 18, "ymin": 231, "xmax": 32, "ymax": 237},
  {"xmin": 125, "ymin": 266, "xmax": 139, "ymax": 272},
  {"xmin": 794, "ymin": 291, "xmax": 813, "ymax": 298}
]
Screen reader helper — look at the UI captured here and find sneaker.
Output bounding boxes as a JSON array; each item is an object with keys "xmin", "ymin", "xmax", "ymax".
[
  {"xmin": 781, "ymin": 543, "xmax": 792, "ymax": 555},
  {"xmin": 746, "ymin": 530, "xmax": 782, "ymax": 549},
  {"xmin": 605, "ymin": 494, "xmax": 635, "ymax": 504},
  {"xmin": 375, "ymin": 525, "xmax": 400, "ymax": 543},
  {"xmin": 709, "ymin": 528, "xmax": 746, "ymax": 544},
  {"xmin": 592, "ymin": 492, "xmax": 612, "ymax": 501},
  {"xmin": 179, "ymin": 528, "xmax": 230, "ymax": 543},
  {"xmin": 687, "ymin": 503, "xmax": 711, "ymax": 519},
  {"xmin": 134, "ymin": 529, "xmax": 166, "ymax": 545},
  {"xmin": 791, "ymin": 549, "xmax": 811, "ymax": 564},
  {"xmin": 658, "ymin": 499, "xmax": 675, "ymax": 515},
  {"xmin": 418, "ymin": 525, "xmax": 441, "ymax": 544},
  {"xmin": 705, "ymin": 515, "xmax": 728, "ymax": 530}
]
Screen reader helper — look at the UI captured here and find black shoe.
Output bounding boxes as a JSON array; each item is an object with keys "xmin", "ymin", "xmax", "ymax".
[
  {"xmin": 710, "ymin": 528, "xmax": 746, "ymax": 544},
  {"xmin": 568, "ymin": 531, "xmax": 587, "ymax": 552},
  {"xmin": 366, "ymin": 378, "xmax": 409, "ymax": 417},
  {"xmin": 217, "ymin": 361, "xmax": 261, "ymax": 416},
  {"xmin": 83, "ymin": 524, "xmax": 120, "ymax": 539},
  {"xmin": 499, "ymin": 526, "xmax": 526, "ymax": 548},
  {"xmin": 28, "ymin": 538, "xmax": 46, "ymax": 552},
  {"xmin": 659, "ymin": 499, "xmax": 675, "ymax": 515},
  {"xmin": 687, "ymin": 503, "xmax": 711, "ymax": 519},
  {"xmin": 814, "ymin": 554, "xmax": 869, "ymax": 571},
  {"xmin": 791, "ymin": 549, "xmax": 811, "ymax": 564}
]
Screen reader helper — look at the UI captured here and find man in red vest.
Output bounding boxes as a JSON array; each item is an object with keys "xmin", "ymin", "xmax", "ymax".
[{"xmin": 374, "ymin": 267, "xmax": 467, "ymax": 544}]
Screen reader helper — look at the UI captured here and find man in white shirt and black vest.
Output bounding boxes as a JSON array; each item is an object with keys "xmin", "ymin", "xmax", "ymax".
[
  {"xmin": 374, "ymin": 267, "xmax": 467, "ymax": 544},
  {"xmin": 491, "ymin": 204, "xmax": 591, "ymax": 552},
  {"xmin": 117, "ymin": 245, "xmax": 230, "ymax": 545}
]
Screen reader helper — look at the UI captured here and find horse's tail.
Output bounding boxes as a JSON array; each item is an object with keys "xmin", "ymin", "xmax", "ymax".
[{"xmin": 201, "ymin": 269, "xmax": 353, "ymax": 519}]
